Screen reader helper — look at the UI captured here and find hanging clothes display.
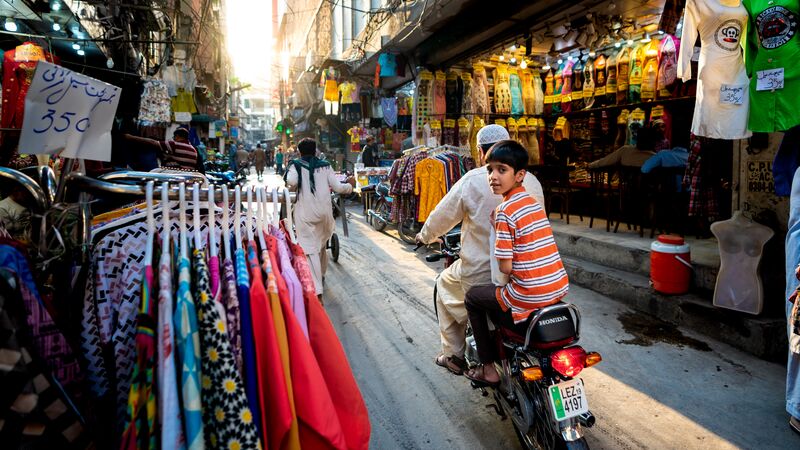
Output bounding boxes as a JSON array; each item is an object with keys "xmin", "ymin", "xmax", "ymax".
[
  {"xmin": 583, "ymin": 56, "xmax": 596, "ymax": 109},
  {"xmin": 743, "ymin": 0, "xmax": 800, "ymax": 132},
  {"xmin": 657, "ymin": 34, "xmax": 680, "ymax": 98},
  {"xmin": 161, "ymin": 64, "xmax": 198, "ymax": 115},
  {"xmin": 606, "ymin": 50, "xmax": 618, "ymax": 105},
  {"xmin": 138, "ymin": 79, "xmax": 172, "ymax": 124},
  {"xmin": 446, "ymin": 71, "xmax": 463, "ymax": 119},
  {"xmin": 629, "ymin": 44, "xmax": 644, "ymax": 103},
  {"xmin": 571, "ymin": 59, "xmax": 585, "ymax": 111},
  {"xmin": 560, "ymin": 61, "xmax": 574, "ymax": 114},
  {"xmin": 509, "ymin": 69, "xmax": 524, "ymax": 115},
  {"xmin": 617, "ymin": 47, "xmax": 631, "ymax": 104},
  {"xmin": 679, "ymin": 0, "xmax": 751, "ymax": 139},
  {"xmin": 433, "ymin": 70, "xmax": 447, "ymax": 119},
  {"xmin": 321, "ymin": 67, "xmax": 340, "ymax": 116},
  {"xmin": 472, "ymin": 65, "xmax": 490, "ymax": 119},
  {"xmin": 494, "ymin": 66, "xmax": 512, "ymax": 114},
  {"xmin": 413, "ymin": 70, "xmax": 434, "ymax": 143},
  {"xmin": 521, "ymin": 69, "xmax": 536, "ymax": 114}
]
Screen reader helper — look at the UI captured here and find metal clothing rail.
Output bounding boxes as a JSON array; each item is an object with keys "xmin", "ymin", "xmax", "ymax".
[
  {"xmin": 0, "ymin": 167, "xmax": 48, "ymax": 212},
  {"xmin": 98, "ymin": 170, "xmax": 208, "ymax": 185},
  {"xmin": 65, "ymin": 173, "xmax": 297, "ymax": 203}
]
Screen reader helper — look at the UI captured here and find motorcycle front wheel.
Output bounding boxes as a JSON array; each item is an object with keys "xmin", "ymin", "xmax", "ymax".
[
  {"xmin": 398, "ymin": 219, "xmax": 420, "ymax": 244},
  {"xmin": 371, "ymin": 200, "xmax": 388, "ymax": 231}
]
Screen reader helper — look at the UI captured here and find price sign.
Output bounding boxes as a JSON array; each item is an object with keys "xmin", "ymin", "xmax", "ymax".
[
  {"xmin": 720, "ymin": 84, "xmax": 745, "ymax": 105},
  {"xmin": 756, "ymin": 68, "xmax": 784, "ymax": 91},
  {"xmin": 20, "ymin": 61, "xmax": 121, "ymax": 162}
]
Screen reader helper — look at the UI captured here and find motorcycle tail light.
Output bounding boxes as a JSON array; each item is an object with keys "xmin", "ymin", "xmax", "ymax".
[
  {"xmin": 550, "ymin": 347, "xmax": 587, "ymax": 378},
  {"xmin": 521, "ymin": 366, "xmax": 543, "ymax": 381},
  {"xmin": 585, "ymin": 352, "xmax": 602, "ymax": 368}
]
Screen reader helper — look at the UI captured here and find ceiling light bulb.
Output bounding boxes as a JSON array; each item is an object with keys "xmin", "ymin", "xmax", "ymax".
[
  {"xmin": 107, "ymin": 57, "xmax": 114, "ymax": 69},
  {"xmin": 510, "ymin": 57, "xmax": 517, "ymax": 64},
  {"xmin": 77, "ymin": 49, "xmax": 85, "ymax": 56},
  {"xmin": 557, "ymin": 58, "xmax": 563, "ymax": 65},
  {"xmin": 615, "ymin": 41, "xmax": 621, "ymax": 48},
  {"xmin": 510, "ymin": 44, "xmax": 517, "ymax": 51},
  {"xmin": 627, "ymin": 39, "xmax": 634, "ymax": 46},
  {"xmin": 609, "ymin": 1, "xmax": 617, "ymax": 10},
  {"xmin": 51, "ymin": 1, "xmax": 61, "ymax": 11},
  {"xmin": 499, "ymin": 55, "xmax": 505, "ymax": 61},
  {"xmin": 52, "ymin": 21, "xmax": 61, "ymax": 31},
  {"xmin": 658, "ymin": 30, "xmax": 665, "ymax": 35},
  {"xmin": 589, "ymin": 50, "xmax": 596, "ymax": 57},
  {"xmin": 520, "ymin": 60, "xmax": 528, "ymax": 69},
  {"xmin": 72, "ymin": 43, "xmax": 80, "ymax": 50},
  {"xmin": 4, "ymin": 18, "xmax": 17, "ymax": 32},
  {"xmin": 542, "ymin": 64, "xmax": 551, "ymax": 71}
]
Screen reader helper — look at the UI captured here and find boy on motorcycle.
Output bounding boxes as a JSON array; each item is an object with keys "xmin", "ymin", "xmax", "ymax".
[
  {"xmin": 415, "ymin": 125, "xmax": 544, "ymax": 375},
  {"xmin": 463, "ymin": 140, "xmax": 569, "ymax": 385}
]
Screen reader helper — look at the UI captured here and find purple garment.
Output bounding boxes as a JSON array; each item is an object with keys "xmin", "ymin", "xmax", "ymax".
[
  {"xmin": 209, "ymin": 254, "xmax": 221, "ymax": 297},
  {"xmin": 220, "ymin": 257, "xmax": 242, "ymax": 373},
  {"xmin": 271, "ymin": 228, "xmax": 309, "ymax": 339}
]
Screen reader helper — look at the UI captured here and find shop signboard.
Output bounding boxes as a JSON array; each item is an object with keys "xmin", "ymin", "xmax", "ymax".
[
  {"xmin": 747, "ymin": 160, "xmax": 774, "ymax": 193},
  {"xmin": 230, "ymin": 126, "xmax": 239, "ymax": 139},
  {"xmin": 174, "ymin": 111, "xmax": 192, "ymax": 123},
  {"xmin": 20, "ymin": 61, "xmax": 121, "ymax": 162}
]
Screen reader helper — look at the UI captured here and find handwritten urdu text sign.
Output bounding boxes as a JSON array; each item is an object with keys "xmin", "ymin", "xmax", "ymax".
[{"xmin": 20, "ymin": 61, "xmax": 121, "ymax": 162}]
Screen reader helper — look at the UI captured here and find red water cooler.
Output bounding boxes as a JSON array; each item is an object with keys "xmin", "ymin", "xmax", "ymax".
[{"xmin": 650, "ymin": 235, "xmax": 692, "ymax": 295}]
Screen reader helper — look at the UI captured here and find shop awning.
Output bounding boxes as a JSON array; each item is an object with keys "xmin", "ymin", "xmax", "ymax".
[{"xmin": 191, "ymin": 114, "xmax": 218, "ymax": 123}]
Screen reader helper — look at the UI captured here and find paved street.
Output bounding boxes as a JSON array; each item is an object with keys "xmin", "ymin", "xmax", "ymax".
[{"xmin": 317, "ymin": 202, "xmax": 797, "ymax": 450}]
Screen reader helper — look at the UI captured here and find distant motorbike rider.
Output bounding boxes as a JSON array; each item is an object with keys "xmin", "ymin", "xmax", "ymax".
[{"xmin": 415, "ymin": 124, "xmax": 544, "ymax": 375}]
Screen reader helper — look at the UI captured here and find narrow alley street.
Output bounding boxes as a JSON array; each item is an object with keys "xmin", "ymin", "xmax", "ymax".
[{"xmin": 319, "ymin": 201, "xmax": 796, "ymax": 450}]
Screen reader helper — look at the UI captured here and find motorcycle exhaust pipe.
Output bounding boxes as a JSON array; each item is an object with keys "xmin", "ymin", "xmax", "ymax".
[
  {"xmin": 367, "ymin": 210, "xmax": 388, "ymax": 225},
  {"xmin": 578, "ymin": 411, "xmax": 595, "ymax": 428}
]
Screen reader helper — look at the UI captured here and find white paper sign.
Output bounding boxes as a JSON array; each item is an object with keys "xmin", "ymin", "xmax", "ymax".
[
  {"xmin": 756, "ymin": 68, "xmax": 784, "ymax": 91},
  {"xmin": 174, "ymin": 111, "xmax": 192, "ymax": 123},
  {"xmin": 720, "ymin": 84, "xmax": 745, "ymax": 105},
  {"xmin": 19, "ymin": 61, "xmax": 121, "ymax": 162}
]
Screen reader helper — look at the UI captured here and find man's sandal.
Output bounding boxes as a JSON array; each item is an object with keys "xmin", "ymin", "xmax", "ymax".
[
  {"xmin": 464, "ymin": 364, "xmax": 500, "ymax": 387},
  {"xmin": 435, "ymin": 354, "xmax": 467, "ymax": 375}
]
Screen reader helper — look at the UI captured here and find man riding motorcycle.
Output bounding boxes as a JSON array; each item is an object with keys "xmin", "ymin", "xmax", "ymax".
[{"xmin": 416, "ymin": 125, "xmax": 544, "ymax": 375}]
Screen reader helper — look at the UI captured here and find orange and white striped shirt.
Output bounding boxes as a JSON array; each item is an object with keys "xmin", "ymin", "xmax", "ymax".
[{"xmin": 494, "ymin": 186, "xmax": 569, "ymax": 323}]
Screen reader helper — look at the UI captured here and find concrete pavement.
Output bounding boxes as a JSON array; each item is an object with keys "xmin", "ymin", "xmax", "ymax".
[{"xmin": 321, "ymin": 206, "xmax": 798, "ymax": 449}]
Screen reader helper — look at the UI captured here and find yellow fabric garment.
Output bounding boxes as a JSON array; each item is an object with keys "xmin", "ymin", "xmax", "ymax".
[
  {"xmin": 414, "ymin": 158, "xmax": 446, "ymax": 223},
  {"xmin": 91, "ymin": 203, "xmax": 147, "ymax": 225},
  {"xmin": 339, "ymin": 82, "xmax": 355, "ymax": 104},
  {"xmin": 171, "ymin": 89, "xmax": 197, "ymax": 113},
  {"xmin": 324, "ymin": 80, "xmax": 339, "ymax": 102},
  {"xmin": 265, "ymin": 255, "xmax": 301, "ymax": 450}
]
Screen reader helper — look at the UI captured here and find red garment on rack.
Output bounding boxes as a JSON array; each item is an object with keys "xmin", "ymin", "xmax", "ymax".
[
  {"xmin": 247, "ymin": 241, "xmax": 292, "ymax": 449},
  {"xmin": 268, "ymin": 235, "xmax": 348, "ymax": 449},
  {"xmin": 288, "ymin": 240, "xmax": 371, "ymax": 450},
  {"xmin": 2, "ymin": 43, "xmax": 58, "ymax": 130}
]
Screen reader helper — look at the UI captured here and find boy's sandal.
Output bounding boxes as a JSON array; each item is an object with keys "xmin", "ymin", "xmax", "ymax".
[
  {"xmin": 464, "ymin": 365, "xmax": 500, "ymax": 387},
  {"xmin": 435, "ymin": 354, "xmax": 465, "ymax": 375}
]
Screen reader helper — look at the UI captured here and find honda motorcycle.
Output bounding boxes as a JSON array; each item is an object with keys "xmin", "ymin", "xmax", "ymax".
[
  {"xmin": 426, "ymin": 233, "xmax": 601, "ymax": 450},
  {"xmin": 363, "ymin": 182, "xmax": 419, "ymax": 244}
]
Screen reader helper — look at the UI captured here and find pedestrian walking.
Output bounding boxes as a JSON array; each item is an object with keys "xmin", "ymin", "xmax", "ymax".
[
  {"xmin": 253, "ymin": 144, "xmax": 266, "ymax": 180},
  {"xmin": 285, "ymin": 138, "xmax": 355, "ymax": 300},
  {"xmin": 236, "ymin": 145, "xmax": 250, "ymax": 175},
  {"xmin": 275, "ymin": 147, "xmax": 285, "ymax": 175}
]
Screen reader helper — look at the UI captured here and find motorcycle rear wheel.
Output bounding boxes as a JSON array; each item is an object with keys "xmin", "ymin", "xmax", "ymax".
[
  {"xmin": 511, "ymin": 382, "xmax": 589, "ymax": 450},
  {"xmin": 371, "ymin": 200, "xmax": 388, "ymax": 232}
]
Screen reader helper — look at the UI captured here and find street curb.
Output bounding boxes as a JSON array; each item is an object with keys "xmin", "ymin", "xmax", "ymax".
[{"xmin": 563, "ymin": 256, "xmax": 787, "ymax": 362}]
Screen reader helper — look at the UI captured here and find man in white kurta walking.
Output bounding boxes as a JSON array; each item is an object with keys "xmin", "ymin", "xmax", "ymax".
[{"xmin": 286, "ymin": 138, "xmax": 355, "ymax": 298}]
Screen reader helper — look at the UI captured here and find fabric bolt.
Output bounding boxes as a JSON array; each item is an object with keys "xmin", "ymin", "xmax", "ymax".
[
  {"xmin": 0, "ymin": 275, "xmax": 91, "ymax": 449},
  {"xmin": 494, "ymin": 187, "xmax": 569, "ymax": 323},
  {"xmin": 784, "ymin": 166, "xmax": 800, "ymax": 418},
  {"xmin": 174, "ymin": 254, "xmax": 204, "ymax": 450},
  {"xmin": 0, "ymin": 245, "xmax": 83, "ymax": 401},
  {"xmin": 510, "ymin": 72, "xmax": 524, "ymax": 115},
  {"xmin": 234, "ymin": 247, "xmax": 262, "ymax": 440},
  {"xmin": 120, "ymin": 264, "xmax": 157, "ymax": 450},
  {"xmin": 246, "ymin": 242, "xmax": 292, "ymax": 449},
  {"xmin": 743, "ymin": 0, "xmax": 800, "ymax": 132},
  {"xmin": 271, "ymin": 229, "xmax": 309, "ymax": 339},
  {"xmin": 221, "ymin": 256, "xmax": 242, "ymax": 372},
  {"xmin": 193, "ymin": 249, "xmax": 260, "ymax": 450},
  {"xmin": 156, "ymin": 245, "xmax": 186, "ymax": 450},
  {"xmin": 678, "ymin": 0, "xmax": 751, "ymax": 139},
  {"xmin": 288, "ymin": 241, "xmax": 371, "ymax": 450}
]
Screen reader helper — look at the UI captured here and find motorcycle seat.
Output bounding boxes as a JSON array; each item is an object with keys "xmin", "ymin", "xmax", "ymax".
[
  {"xmin": 361, "ymin": 184, "xmax": 377, "ymax": 193},
  {"xmin": 500, "ymin": 303, "xmax": 579, "ymax": 350}
]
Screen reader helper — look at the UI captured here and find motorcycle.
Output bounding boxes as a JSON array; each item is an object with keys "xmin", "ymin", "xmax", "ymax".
[
  {"xmin": 363, "ymin": 182, "xmax": 419, "ymax": 244},
  {"xmin": 426, "ymin": 232, "xmax": 600, "ymax": 450}
]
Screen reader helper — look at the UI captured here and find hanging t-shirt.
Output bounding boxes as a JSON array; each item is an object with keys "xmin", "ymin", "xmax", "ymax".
[{"xmin": 378, "ymin": 53, "xmax": 397, "ymax": 77}]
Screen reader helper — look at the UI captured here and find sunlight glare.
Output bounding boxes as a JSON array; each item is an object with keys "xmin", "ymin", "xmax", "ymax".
[{"xmin": 226, "ymin": 0, "xmax": 273, "ymax": 87}]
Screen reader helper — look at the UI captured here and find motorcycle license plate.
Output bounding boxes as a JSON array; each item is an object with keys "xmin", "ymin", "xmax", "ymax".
[{"xmin": 548, "ymin": 378, "xmax": 589, "ymax": 421}]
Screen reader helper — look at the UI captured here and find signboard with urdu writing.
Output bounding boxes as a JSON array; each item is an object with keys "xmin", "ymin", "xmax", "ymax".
[{"xmin": 19, "ymin": 61, "xmax": 121, "ymax": 162}]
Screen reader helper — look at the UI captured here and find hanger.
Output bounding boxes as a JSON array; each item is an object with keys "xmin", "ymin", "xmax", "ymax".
[
  {"xmin": 192, "ymin": 183, "xmax": 203, "ymax": 250},
  {"xmin": 145, "ymin": 181, "xmax": 156, "ymax": 266},
  {"xmin": 271, "ymin": 188, "xmax": 280, "ymax": 227},
  {"xmin": 245, "ymin": 187, "xmax": 255, "ymax": 243},
  {"xmin": 255, "ymin": 187, "xmax": 268, "ymax": 252},
  {"xmin": 179, "ymin": 183, "xmax": 188, "ymax": 260},
  {"xmin": 222, "ymin": 185, "xmax": 232, "ymax": 260},
  {"xmin": 208, "ymin": 184, "xmax": 218, "ymax": 259},
  {"xmin": 234, "ymin": 185, "xmax": 243, "ymax": 250},
  {"xmin": 161, "ymin": 182, "xmax": 170, "ymax": 264},
  {"xmin": 283, "ymin": 186, "xmax": 297, "ymax": 243}
]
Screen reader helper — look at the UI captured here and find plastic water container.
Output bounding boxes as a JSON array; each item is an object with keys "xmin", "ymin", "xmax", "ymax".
[{"xmin": 650, "ymin": 235, "xmax": 692, "ymax": 295}]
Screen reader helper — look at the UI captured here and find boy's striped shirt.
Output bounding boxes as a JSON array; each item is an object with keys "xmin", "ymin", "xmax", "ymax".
[{"xmin": 494, "ymin": 186, "xmax": 569, "ymax": 323}]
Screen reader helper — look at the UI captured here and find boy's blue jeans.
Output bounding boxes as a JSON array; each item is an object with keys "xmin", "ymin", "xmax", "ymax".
[{"xmin": 785, "ymin": 167, "xmax": 800, "ymax": 418}]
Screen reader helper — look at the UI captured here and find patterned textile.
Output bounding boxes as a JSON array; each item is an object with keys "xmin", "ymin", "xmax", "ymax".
[
  {"xmin": 683, "ymin": 134, "xmax": 719, "ymax": 220},
  {"xmin": 270, "ymin": 230, "xmax": 309, "ymax": 339},
  {"xmin": 221, "ymin": 257, "xmax": 242, "ymax": 373},
  {"xmin": 157, "ymin": 245, "xmax": 186, "ymax": 450},
  {"xmin": 121, "ymin": 264, "xmax": 157, "ymax": 449},
  {"xmin": 193, "ymin": 249, "xmax": 260, "ymax": 450},
  {"xmin": 0, "ymin": 245, "xmax": 83, "ymax": 401},
  {"xmin": 0, "ymin": 275, "xmax": 91, "ymax": 449},
  {"xmin": 174, "ymin": 254, "xmax": 204, "ymax": 450},
  {"xmin": 235, "ymin": 247, "xmax": 263, "ymax": 441}
]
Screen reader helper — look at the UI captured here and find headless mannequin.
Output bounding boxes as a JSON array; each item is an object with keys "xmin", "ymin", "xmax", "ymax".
[{"xmin": 710, "ymin": 211, "xmax": 774, "ymax": 314}]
